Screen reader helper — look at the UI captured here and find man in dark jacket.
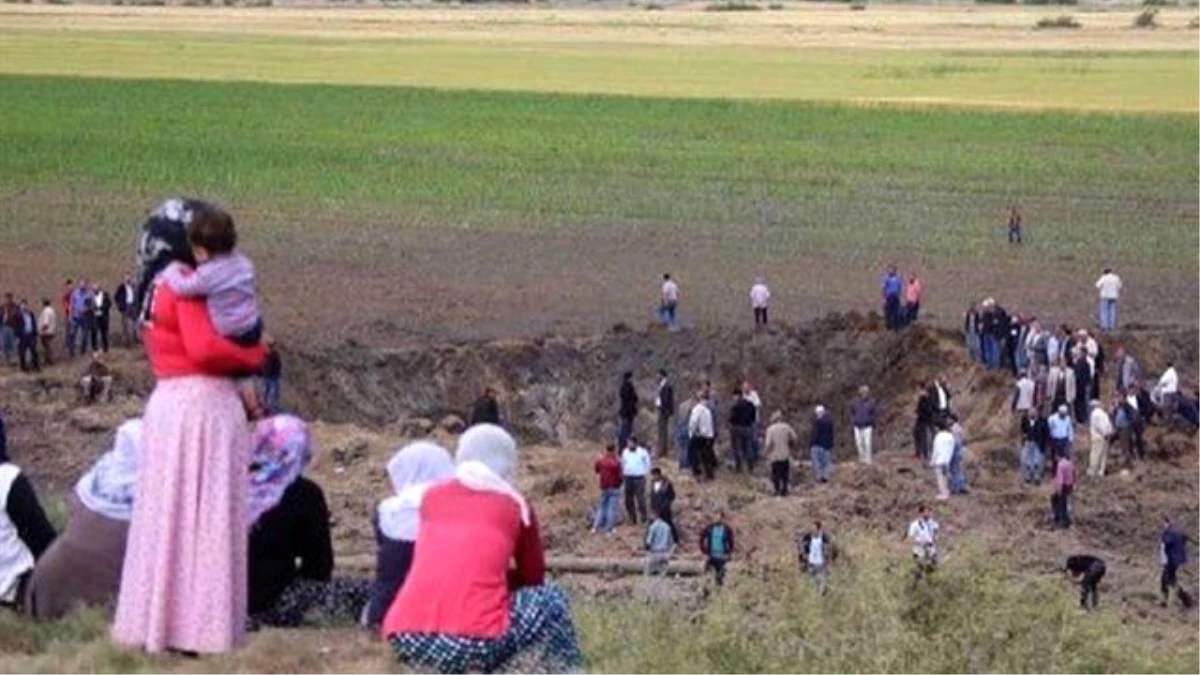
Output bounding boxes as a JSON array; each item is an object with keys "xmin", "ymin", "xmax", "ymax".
[
  {"xmin": 913, "ymin": 383, "xmax": 935, "ymax": 461},
  {"xmin": 0, "ymin": 293, "xmax": 18, "ymax": 366},
  {"xmin": 656, "ymin": 369, "xmax": 674, "ymax": 459},
  {"xmin": 810, "ymin": 405, "xmax": 835, "ymax": 483},
  {"xmin": 1020, "ymin": 408, "xmax": 1049, "ymax": 485},
  {"xmin": 89, "ymin": 283, "xmax": 112, "ymax": 353},
  {"xmin": 113, "ymin": 274, "xmax": 138, "ymax": 346},
  {"xmin": 700, "ymin": 512, "xmax": 735, "ymax": 587},
  {"xmin": 618, "ymin": 371, "xmax": 638, "ymax": 450},
  {"xmin": 649, "ymin": 468, "xmax": 678, "ymax": 543},
  {"xmin": 1160, "ymin": 515, "xmax": 1193, "ymax": 609},
  {"xmin": 1072, "ymin": 354, "xmax": 1092, "ymax": 425},
  {"xmin": 469, "ymin": 387, "xmax": 502, "ymax": 427},
  {"xmin": 729, "ymin": 389, "xmax": 757, "ymax": 473},
  {"xmin": 15, "ymin": 300, "xmax": 39, "ymax": 373}
]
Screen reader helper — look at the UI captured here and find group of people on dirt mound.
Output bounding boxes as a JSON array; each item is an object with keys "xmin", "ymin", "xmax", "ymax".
[{"xmin": 0, "ymin": 200, "xmax": 582, "ymax": 673}]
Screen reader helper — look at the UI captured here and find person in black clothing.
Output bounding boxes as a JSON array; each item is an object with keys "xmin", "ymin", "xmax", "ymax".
[
  {"xmin": 1020, "ymin": 408, "xmax": 1050, "ymax": 485},
  {"xmin": 618, "ymin": 371, "xmax": 638, "ymax": 450},
  {"xmin": 469, "ymin": 387, "xmax": 502, "ymax": 427},
  {"xmin": 1064, "ymin": 555, "xmax": 1106, "ymax": 611},
  {"xmin": 1072, "ymin": 354, "xmax": 1092, "ymax": 425},
  {"xmin": 113, "ymin": 275, "xmax": 137, "ymax": 346},
  {"xmin": 15, "ymin": 301, "xmax": 39, "ymax": 373},
  {"xmin": 1007, "ymin": 205, "xmax": 1023, "ymax": 244},
  {"xmin": 913, "ymin": 383, "xmax": 935, "ymax": 460},
  {"xmin": 89, "ymin": 284, "xmax": 112, "ymax": 354},
  {"xmin": 0, "ymin": 416, "xmax": 57, "ymax": 611},
  {"xmin": 656, "ymin": 370, "xmax": 674, "ymax": 459},
  {"xmin": 248, "ymin": 416, "xmax": 369, "ymax": 629},
  {"xmin": 963, "ymin": 304, "xmax": 982, "ymax": 363},
  {"xmin": 995, "ymin": 305, "xmax": 1015, "ymax": 373},
  {"xmin": 729, "ymin": 389, "xmax": 757, "ymax": 473},
  {"xmin": 649, "ymin": 468, "xmax": 678, "ymax": 543}
]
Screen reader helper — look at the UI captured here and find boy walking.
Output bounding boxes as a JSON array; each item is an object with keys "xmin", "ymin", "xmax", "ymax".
[
  {"xmin": 798, "ymin": 521, "xmax": 834, "ymax": 593},
  {"xmin": 644, "ymin": 510, "xmax": 676, "ymax": 577}
]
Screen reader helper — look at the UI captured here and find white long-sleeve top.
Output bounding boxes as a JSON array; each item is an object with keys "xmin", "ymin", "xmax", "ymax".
[
  {"xmin": 1158, "ymin": 367, "xmax": 1179, "ymax": 395},
  {"xmin": 750, "ymin": 283, "xmax": 770, "ymax": 309},
  {"xmin": 1096, "ymin": 273, "xmax": 1122, "ymax": 299},
  {"xmin": 688, "ymin": 402, "xmax": 714, "ymax": 439}
]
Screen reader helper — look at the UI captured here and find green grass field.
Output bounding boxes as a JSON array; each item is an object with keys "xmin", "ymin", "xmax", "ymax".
[{"xmin": 1, "ymin": 75, "xmax": 1196, "ymax": 265}]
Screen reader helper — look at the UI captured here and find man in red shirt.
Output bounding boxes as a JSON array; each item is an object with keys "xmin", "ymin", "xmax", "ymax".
[{"xmin": 592, "ymin": 444, "xmax": 623, "ymax": 534}]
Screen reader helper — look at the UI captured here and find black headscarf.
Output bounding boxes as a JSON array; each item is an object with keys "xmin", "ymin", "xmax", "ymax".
[{"xmin": 134, "ymin": 198, "xmax": 202, "ymax": 322}]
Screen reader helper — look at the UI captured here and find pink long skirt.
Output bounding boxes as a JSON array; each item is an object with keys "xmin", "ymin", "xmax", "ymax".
[{"xmin": 112, "ymin": 375, "xmax": 249, "ymax": 654}]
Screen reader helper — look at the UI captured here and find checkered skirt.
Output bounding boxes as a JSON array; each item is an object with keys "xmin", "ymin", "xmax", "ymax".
[{"xmin": 390, "ymin": 583, "xmax": 581, "ymax": 674}]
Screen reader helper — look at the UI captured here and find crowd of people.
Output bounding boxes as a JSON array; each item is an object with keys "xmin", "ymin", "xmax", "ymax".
[
  {"xmin": 0, "ymin": 278, "xmax": 136, "ymax": 374},
  {"xmin": 0, "ymin": 197, "xmax": 1194, "ymax": 674}
]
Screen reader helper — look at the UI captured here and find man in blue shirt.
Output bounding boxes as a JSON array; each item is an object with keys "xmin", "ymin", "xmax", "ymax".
[
  {"xmin": 1047, "ymin": 405, "xmax": 1074, "ymax": 464},
  {"xmin": 69, "ymin": 280, "xmax": 95, "ymax": 358},
  {"xmin": 880, "ymin": 266, "xmax": 903, "ymax": 331}
]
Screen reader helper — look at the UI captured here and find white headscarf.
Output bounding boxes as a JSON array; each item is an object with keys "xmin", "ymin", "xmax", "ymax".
[
  {"xmin": 377, "ymin": 441, "xmax": 455, "ymax": 541},
  {"xmin": 75, "ymin": 419, "xmax": 142, "ymax": 522},
  {"xmin": 455, "ymin": 424, "xmax": 530, "ymax": 525}
]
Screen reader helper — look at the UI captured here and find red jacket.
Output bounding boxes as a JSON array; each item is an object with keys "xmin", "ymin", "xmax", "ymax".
[
  {"xmin": 143, "ymin": 282, "xmax": 264, "ymax": 378},
  {"xmin": 382, "ymin": 481, "xmax": 545, "ymax": 640},
  {"xmin": 594, "ymin": 454, "xmax": 622, "ymax": 490}
]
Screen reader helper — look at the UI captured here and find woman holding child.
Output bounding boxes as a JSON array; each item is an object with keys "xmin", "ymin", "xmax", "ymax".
[{"xmin": 112, "ymin": 199, "xmax": 266, "ymax": 654}]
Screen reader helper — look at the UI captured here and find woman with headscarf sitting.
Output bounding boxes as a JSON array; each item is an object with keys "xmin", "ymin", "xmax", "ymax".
[
  {"xmin": 363, "ymin": 441, "xmax": 455, "ymax": 629},
  {"xmin": 248, "ymin": 414, "xmax": 369, "ymax": 629},
  {"xmin": 24, "ymin": 420, "xmax": 141, "ymax": 620},
  {"xmin": 382, "ymin": 424, "xmax": 582, "ymax": 674},
  {"xmin": 0, "ymin": 415, "xmax": 56, "ymax": 612}
]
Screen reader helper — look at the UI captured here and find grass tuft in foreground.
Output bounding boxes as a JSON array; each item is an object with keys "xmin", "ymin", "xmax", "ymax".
[{"xmin": 575, "ymin": 541, "xmax": 1199, "ymax": 673}]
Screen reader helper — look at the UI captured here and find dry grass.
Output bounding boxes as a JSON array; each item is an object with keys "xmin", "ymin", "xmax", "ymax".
[{"xmin": 0, "ymin": 4, "xmax": 1197, "ymax": 50}]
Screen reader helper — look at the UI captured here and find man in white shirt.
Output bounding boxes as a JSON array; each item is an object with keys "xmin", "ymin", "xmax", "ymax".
[
  {"xmin": 907, "ymin": 506, "xmax": 940, "ymax": 569},
  {"xmin": 659, "ymin": 273, "xmax": 680, "ymax": 330},
  {"xmin": 36, "ymin": 300, "xmax": 57, "ymax": 366},
  {"xmin": 688, "ymin": 391, "xmax": 716, "ymax": 480},
  {"xmin": 621, "ymin": 437, "xmax": 652, "ymax": 525},
  {"xmin": 1095, "ymin": 268, "xmax": 1122, "ymax": 332},
  {"xmin": 750, "ymin": 277, "xmax": 770, "ymax": 327},
  {"xmin": 1156, "ymin": 361, "xmax": 1179, "ymax": 420},
  {"xmin": 930, "ymin": 424, "xmax": 955, "ymax": 501},
  {"xmin": 798, "ymin": 521, "xmax": 834, "ymax": 594},
  {"xmin": 1012, "ymin": 371, "xmax": 1035, "ymax": 415}
]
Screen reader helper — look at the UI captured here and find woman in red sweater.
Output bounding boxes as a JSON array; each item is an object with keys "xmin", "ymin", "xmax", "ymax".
[
  {"xmin": 112, "ymin": 199, "xmax": 265, "ymax": 655},
  {"xmin": 383, "ymin": 424, "xmax": 582, "ymax": 673}
]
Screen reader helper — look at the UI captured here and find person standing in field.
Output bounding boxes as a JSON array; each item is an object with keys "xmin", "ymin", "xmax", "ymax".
[
  {"xmin": 749, "ymin": 277, "xmax": 770, "ymax": 327},
  {"xmin": 688, "ymin": 389, "xmax": 716, "ymax": 481},
  {"xmin": 60, "ymin": 280, "xmax": 74, "ymax": 358},
  {"xmin": 850, "ymin": 385, "xmax": 878, "ymax": 464},
  {"xmin": 1064, "ymin": 554, "xmax": 1105, "ymax": 611},
  {"xmin": 797, "ymin": 521, "xmax": 834, "ymax": 594},
  {"xmin": 881, "ymin": 265, "xmax": 903, "ymax": 331},
  {"xmin": 1013, "ymin": 370, "xmax": 1035, "ymax": 417},
  {"xmin": 1113, "ymin": 346, "xmax": 1141, "ymax": 395},
  {"xmin": 809, "ymin": 405, "xmax": 834, "ymax": 484},
  {"xmin": 1087, "ymin": 400, "xmax": 1113, "ymax": 478},
  {"xmin": 620, "ymin": 437, "xmax": 651, "ymax": 527},
  {"xmin": 469, "ymin": 386, "xmax": 502, "ymax": 427},
  {"xmin": 740, "ymin": 380, "xmax": 763, "ymax": 468},
  {"xmin": 261, "ymin": 339, "xmax": 283, "ymax": 413},
  {"xmin": 699, "ymin": 511, "xmax": 735, "ymax": 588},
  {"xmin": 675, "ymin": 394, "xmax": 694, "ymax": 472},
  {"xmin": 1020, "ymin": 407, "xmax": 1049, "ymax": 486},
  {"xmin": 1007, "ymin": 205, "xmax": 1023, "ymax": 244},
  {"xmin": 963, "ymin": 302, "xmax": 982, "ymax": 363},
  {"xmin": 659, "ymin": 273, "xmax": 679, "ymax": 330},
  {"xmin": 903, "ymin": 273, "xmax": 922, "ymax": 327},
  {"xmin": 617, "ymin": 371, "xmax": 638, "ymax": 450},
  {"xmin": 1, "ymin": 293, "xmax": 19, "ymax": 367},
  {"xmin": 1160, "ymin": 515, "xmax": 1193, "ymax": 609},
  {"xmin": 948, "ymin": 415, "xmax": 969, "ymax": 495},
  {"xmin": 913, "ymin": 382, "xmax": 935, "ymax": 461},
  {"xmin": 644, "ymin": 509, "xmax": 675, "ymax": 578},
  {"xmin": 648, "ymin": 468, "xmax": 677, "ymax": 543},
  {"xmin": 907, "ymin": 505, "xmax": 939, "ymax": 572},
  {"xmin": 729, "ymin": 387, "xmax": 756, "ymax": 473},
  {"xmin": 930, "ymin": 422, "xmax": 954, "ymax": 501},
  {"xmin": 1048, "ymin": 404, "xmax": 1074, "ymax": 466},
  {"xmin": 763, "ymin": 410, "xmax": 797, "ymax": 497},
  {"xmin": 1155, "ymin": 361, "xmax": 1179, "ymax": 422},
  {"xmin": 114, "ymin": 274, "xmax": 138, "ymax": 346},
  {"xmin": 15, "ymin": 300, "xmax": 39, "ymax": 373},
  {"xmin": 1095, "ymin": 268, "xmax": 1122, "ymax": 332},
  {"xmin": 655, "ymin": 369, "xmax": 674, "ymax": 459},
  {"xmin": 37, "ymin": 299, "xmax": 56, "ymax": 366},
  {"xmin": 1051, "ymin": 453, "xmax": 1076, "ymax": 529},
  {"xmin": 90, "ymin": 282, "xmax": 112, "ymax": 354},
  {"xmin": 113, "ymin": 199, "xmax": 266, "ymax": 655},
  {"xmin": 591, "ymin": 444, "xmax": 622, "ymax": 535}
]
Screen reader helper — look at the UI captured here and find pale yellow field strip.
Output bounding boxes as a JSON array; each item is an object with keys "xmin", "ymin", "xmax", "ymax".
[{"xmin": 0, "ymin": 3, "xmax": 1197, "ymax": 50}]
